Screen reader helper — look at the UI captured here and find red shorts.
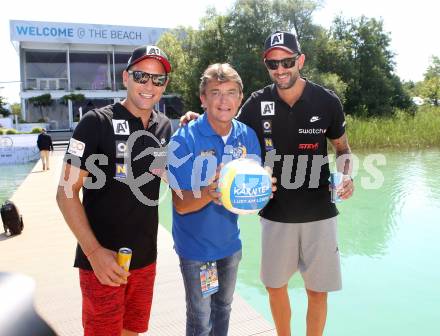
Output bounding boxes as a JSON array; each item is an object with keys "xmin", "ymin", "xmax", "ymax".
[{"xmin": 79, "ymin": 263, "xmax": 156, "ymax": 336}]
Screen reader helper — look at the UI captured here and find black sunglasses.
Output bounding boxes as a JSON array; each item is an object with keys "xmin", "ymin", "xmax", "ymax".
[
  {"xmin": 128, "ymin": 70, "xmax": 168, "ymax": 86},
  {"xmin": 264, "ymin": 55, "xmax": 300, "ymax": 70}
]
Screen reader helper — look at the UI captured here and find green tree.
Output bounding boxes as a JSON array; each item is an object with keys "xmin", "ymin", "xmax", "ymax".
[
  {"xmin": 272, "ymin": 0, "xmax": 326, "ymax": 70},
  {"xmin": 9, "ymin": 102, "xmax": 23, "ymax": 122},
  {"xmin": 420, "ymin": 56, "xmax": 440, "ymax": 106},
  {"xmin": 273, "ymin": 0, "xmax": 323, "ymax": 40},
  {"xmin": 320, "ymin": 16, "xmax": 411, "ymax": 116},
  {"xmin": 10, "ymin": 103, "xmax": 21, "ymax": 115},
  {"xmin": 158, "ymin": 27, "xmax": 202, "ymax": 112},
  {"xmin": 307, "ymin": 69, "xmax": 347, "ymax": 103},
  {"xmin": 61, "ymin": 93, "xmax": 85, "ymax": 105},
  {"xmin": 157, "ymin": 0, "xmax": 323, "ymax": 112},
  {"xmin": 421, "ymin": 77, "xmax": 440, "ymax": 106},
  {"xmin": 424, "ymin": 55, "xmax": 440, "ymax": 79},
  {"xmin": 226, "ymin": 0, "xmax": 324, "ymax": 98},
  {"xmin": 402, "ymin": 80, "xmax": 417, "ymax": 96},
  {"xmin": 28, "ymin": 93, "xmax": 52, "ymax": 120},
  {"xmin": 225, "ymin": 0, "xmax": 275, "ymax": 99}
]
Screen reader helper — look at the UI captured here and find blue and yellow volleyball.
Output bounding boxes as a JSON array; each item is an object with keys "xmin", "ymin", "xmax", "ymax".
[{"xmin": 218, "ymin": 158, "xmax": 272, "ymax": 215}]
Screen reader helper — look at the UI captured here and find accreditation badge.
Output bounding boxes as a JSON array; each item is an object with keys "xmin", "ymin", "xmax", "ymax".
[{"xmin": 200, "ymin": 261, "xmax": 219, "ymax": 297}]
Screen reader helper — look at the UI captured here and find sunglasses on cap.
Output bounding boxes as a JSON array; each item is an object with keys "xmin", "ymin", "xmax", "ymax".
[
  {"xmin": 264, "ymin": 55, "xmax": 300, "ymax": 70},
  {"xmin": 128, "ymin": 70, "xmax": 168, "ymax": 86}
]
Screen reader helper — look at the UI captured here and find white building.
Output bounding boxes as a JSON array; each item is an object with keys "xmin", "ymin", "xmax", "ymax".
[{"xmin": 10, "ymin": 20, "xmax": 181, "ymax": 130}]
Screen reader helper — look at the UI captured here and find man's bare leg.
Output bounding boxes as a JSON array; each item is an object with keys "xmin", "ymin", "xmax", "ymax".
[
  {"xmin": 306, "ymin": 289, "xmax": 327, "ymax": 336},
  {"xmin": 267, "ymin": 285, "xmax": 291, "ymax": 336},
  {"xmin": 121, "ymin": 329, "xmax": 138, "ymax": 336}
]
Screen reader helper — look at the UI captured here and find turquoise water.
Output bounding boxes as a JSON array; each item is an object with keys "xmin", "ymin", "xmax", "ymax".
[
  {"xmin": 159, "ymin": 150, "xmax": 440, "ymax": 335},
  {"xmin": 0, "ymin": 163, "xmax": 35, "ymax": 204}
]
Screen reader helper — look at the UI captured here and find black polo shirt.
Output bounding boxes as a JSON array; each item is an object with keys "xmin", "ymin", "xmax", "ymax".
[
  {"xmin": 237, "ymin": 80, "xmax": 346, "ymax": 223},
  {"xmin": 64, "ymin": 103, "xmax": 172, "ymax": 270}
]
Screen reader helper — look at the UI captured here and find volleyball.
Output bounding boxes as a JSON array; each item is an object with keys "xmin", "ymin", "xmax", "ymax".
[{"xmin": 218, "ymin": 158, "xmax": 272, "ymax": 215}]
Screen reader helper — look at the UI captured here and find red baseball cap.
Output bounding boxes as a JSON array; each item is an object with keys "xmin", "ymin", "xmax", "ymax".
[{"xmin": 126, "ymin": 45, "xmax": 171, "ymax": 73}]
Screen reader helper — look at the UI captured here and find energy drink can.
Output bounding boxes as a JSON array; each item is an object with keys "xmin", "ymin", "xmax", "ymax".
[
  {"xmin": 330, "ymin": 172, "xmax": 343, "ymax": 203},
  {"xmin": 117, "ymin": 247, "xmax": 132, "ymax": 272}
]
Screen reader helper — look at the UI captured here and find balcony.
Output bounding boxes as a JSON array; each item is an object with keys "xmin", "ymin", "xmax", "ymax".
[{"xmin": 25, "ymin": 78, "xmax": 68, "ymax": 91}]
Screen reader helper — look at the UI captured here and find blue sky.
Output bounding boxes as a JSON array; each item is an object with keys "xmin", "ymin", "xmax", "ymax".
[{"xmin": 0, "ymin": 0, "xmax": 438, "ymax": 104}]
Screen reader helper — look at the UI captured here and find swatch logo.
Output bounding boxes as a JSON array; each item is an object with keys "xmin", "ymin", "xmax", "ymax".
[{"xmin": 298, "ymin": 129, "xmax": 326, "ymax": 134}]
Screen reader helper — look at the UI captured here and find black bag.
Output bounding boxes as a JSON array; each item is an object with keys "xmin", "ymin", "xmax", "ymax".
[{"xmin": 1, "ymin": 201, "xmax": 24, "ymax": 235}]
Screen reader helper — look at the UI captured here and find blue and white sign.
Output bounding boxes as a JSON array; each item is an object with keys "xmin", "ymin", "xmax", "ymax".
[{"xmin": 10, "ymin": 20, "xmax": 167, "ymax": 46}]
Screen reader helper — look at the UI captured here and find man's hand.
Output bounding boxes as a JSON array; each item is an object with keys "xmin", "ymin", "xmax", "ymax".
[
  {"xmin": 338, "ymin": 175, "xmax": 354, "ymax": 200},
  {"xmin": 264, "ymin": 166, "xmax": 277, "ymax": 199},
  {"xmin": 172, "ymin": 164, "xmax": 223, "ymax": 214},
  {"xmin": 179, "ymin": 111, "xmax": 200, "ymax": 127},
  {"xmin": 87, "ymin": 247, "xmax": 130, "ymax": 286}
]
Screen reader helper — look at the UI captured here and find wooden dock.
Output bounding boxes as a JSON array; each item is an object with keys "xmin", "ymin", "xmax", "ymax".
[{"xmin": 0, "ymin": 151, "xmax": 276, "ymax": 335}]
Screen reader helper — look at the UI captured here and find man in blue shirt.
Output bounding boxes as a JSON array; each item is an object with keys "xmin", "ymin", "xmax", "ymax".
[{"xmin": 167, "ymin": 63, "xmax": 261, "ymax": 336}]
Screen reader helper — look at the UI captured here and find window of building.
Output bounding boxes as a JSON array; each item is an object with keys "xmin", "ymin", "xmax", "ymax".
[
  {"xmin": 70, "ymin": 52, "xmax": 110, "ymax": 90},
  {"xmin": 24, "ymin": 51, "xmax": 67, "ymax": 90},
  {"xmin": 114, "ymin": 53, "xmax": 131, "ymax": 90}
]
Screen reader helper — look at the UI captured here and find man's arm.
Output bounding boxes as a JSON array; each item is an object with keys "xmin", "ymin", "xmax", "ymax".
[
  {"xmin": 36, "ymin": 134, "xmax": 41, "ymax": 150},
  {"xmin": 172, "ymin": 187, "xmax": 220, "ymax": 215},
  {"xmin": 172, "ymin": 168, "xmax": 221, "ymax": 215},
  {"xmin": 49, "ymin": 135, "xmax": 54, "ymax": 151},
  {"xmin": 330, "ymin": 133, "xmax": 354, "ymax": 200},
  {"xmin": 56, "ymin": 163, "xmax": 129, "ymax": 286}
]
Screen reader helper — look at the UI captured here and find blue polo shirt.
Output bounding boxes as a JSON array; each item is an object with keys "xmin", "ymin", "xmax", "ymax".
[{"xmin": 168, "ymin": 113, "xmax": 261, "ymax": 261}]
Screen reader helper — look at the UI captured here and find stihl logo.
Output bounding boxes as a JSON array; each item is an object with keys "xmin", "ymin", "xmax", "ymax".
[{"xmin": 298, "ymin": 143, "xmax": 319, "ymax": 150}]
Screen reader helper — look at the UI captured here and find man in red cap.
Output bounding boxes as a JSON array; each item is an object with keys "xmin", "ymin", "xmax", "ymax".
[{"xmin": 57, "ymin": 45, "xmax": 172, "ymax": 336}]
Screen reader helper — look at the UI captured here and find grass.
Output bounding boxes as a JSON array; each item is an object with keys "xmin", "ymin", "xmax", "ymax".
[{"xmin": 346, "ymin": 105, "xmax": 440, "ymax": 149}]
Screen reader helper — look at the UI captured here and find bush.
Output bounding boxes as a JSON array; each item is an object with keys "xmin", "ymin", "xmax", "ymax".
[
  {"xmin": 5, "ymin": 129, "xmax": 18, "ymax": 135},
  {"xmin": 346, "ymin": 105, "xmax": 440, "ymax": 149},
  {"xmin": 0, "ymin": 129, "xmax": 4, "ymax": 135},
  {"xmin": 37, "ymin": 118, "xmax": 46, "ymax": 123},
  {"xmin": 31, "ymin": 127, "xmax": 43, "ymax": 134}
]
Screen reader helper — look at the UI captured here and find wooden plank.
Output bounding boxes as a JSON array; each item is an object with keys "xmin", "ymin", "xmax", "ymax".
[{"xmin": 0, "ymin": 152, "xmax": 275, "ymax": 335}]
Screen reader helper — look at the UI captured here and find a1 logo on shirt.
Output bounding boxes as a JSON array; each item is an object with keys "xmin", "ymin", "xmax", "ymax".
[
  {"xmin": 112, "ymin": 119, "xmax": 130, "ymax": 135},
  {"xmin": 261, "ymin": 102, "xmax": 275, "ymax": 116}
]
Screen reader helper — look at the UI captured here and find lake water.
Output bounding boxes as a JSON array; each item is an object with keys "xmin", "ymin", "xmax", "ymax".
[
  {"xmin": 158, "ymin": 149, "xmax": 440, "ymax": 335},
  {"xmin": 0, "ymin": 162, "xmax": 35, "ymax": 204}
]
